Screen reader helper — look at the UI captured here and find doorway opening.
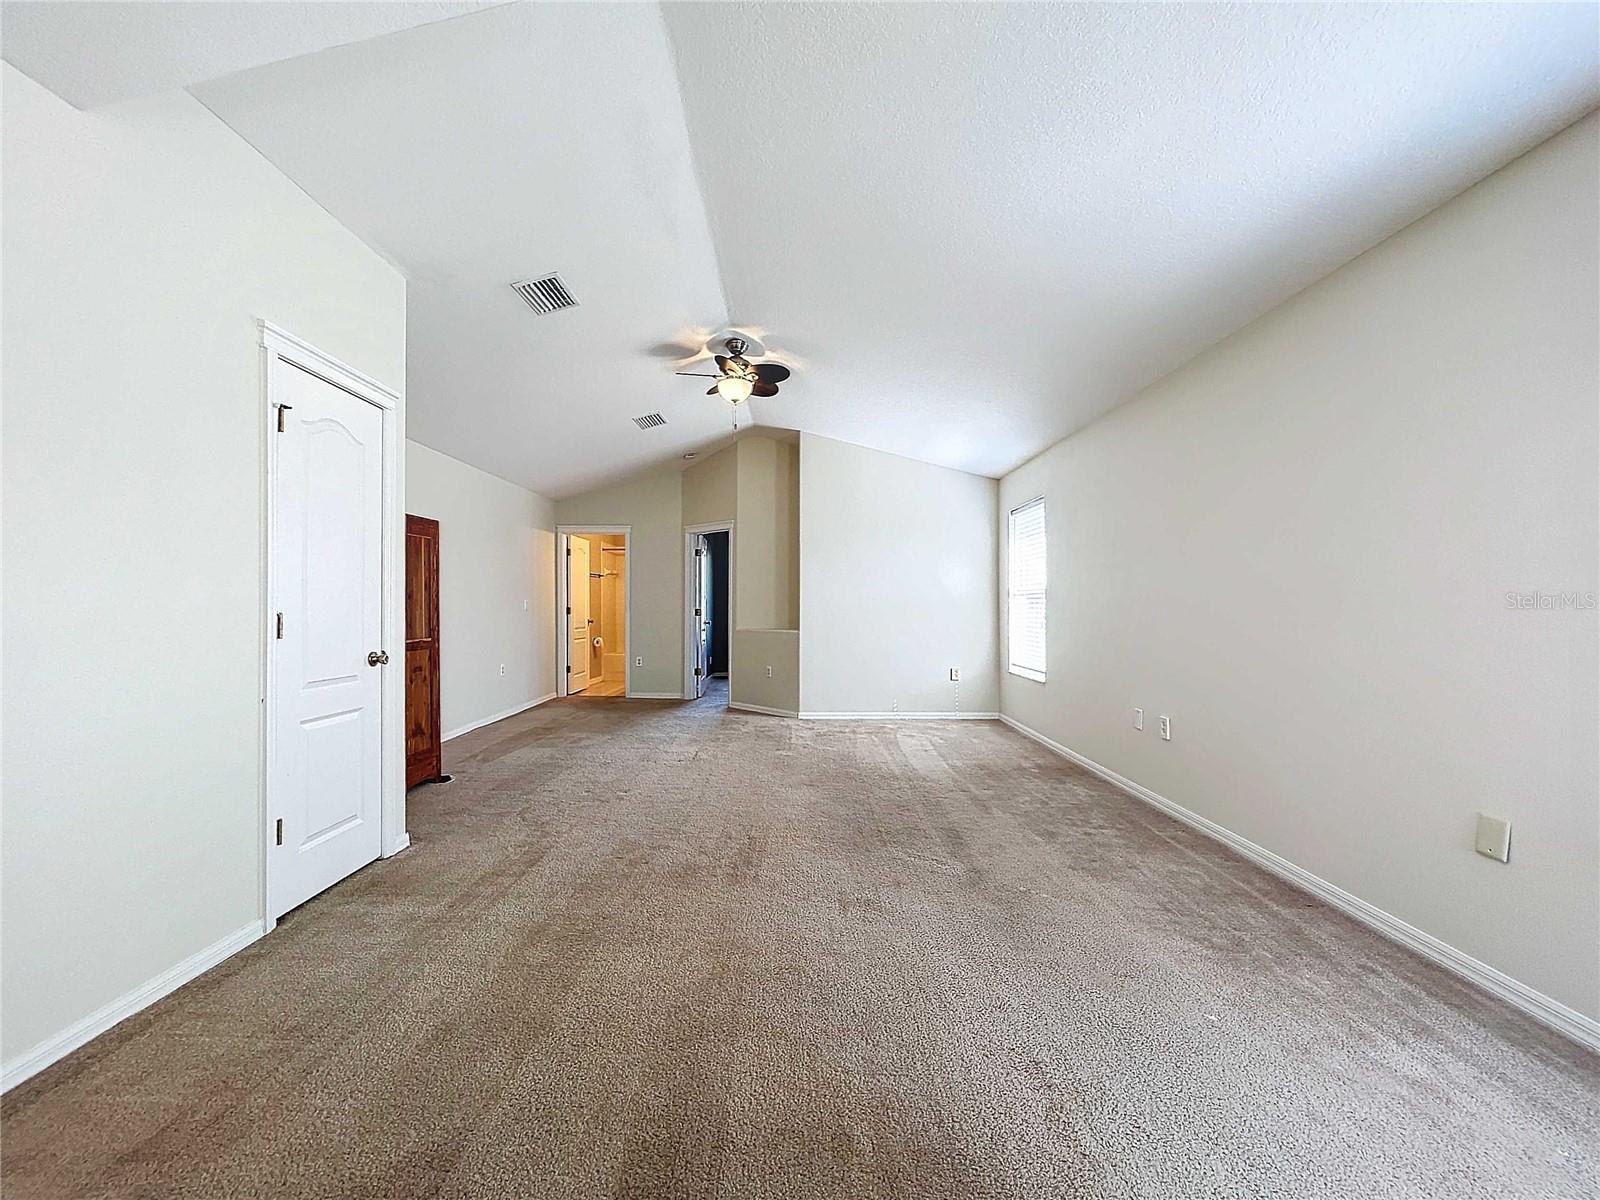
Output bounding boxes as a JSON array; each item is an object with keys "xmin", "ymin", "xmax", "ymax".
[
  {"xmin": 684, "ymin": 521, "xmax": 733, "ymax": 703},
  {"xmin": 559, "ymin": 529, "xmax": 630, "ymax": 697}
]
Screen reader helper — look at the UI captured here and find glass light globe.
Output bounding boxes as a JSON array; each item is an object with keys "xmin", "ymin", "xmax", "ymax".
[{"xmin": 716, "ymin": 375, "xmax": 754, "ymax": 404}]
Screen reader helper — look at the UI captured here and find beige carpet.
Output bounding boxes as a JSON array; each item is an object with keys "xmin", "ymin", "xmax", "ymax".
[{"xmin": 4, "ymin": 685, "xmax": 1597, "ymax": 1199}]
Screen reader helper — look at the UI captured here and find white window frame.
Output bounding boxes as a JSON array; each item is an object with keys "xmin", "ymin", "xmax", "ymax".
[{"xmin": 1007, "ymin": 496, "xmax": 1047, "ymax": 683}]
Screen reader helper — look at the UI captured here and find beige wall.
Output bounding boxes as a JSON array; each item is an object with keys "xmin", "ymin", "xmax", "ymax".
[
  {"xmin": 682, "ymin": 441, "xmax": 737, "ymax": 526},
  {"xmin": 1000, "ymin": 113, "xmax": 1600, "ymax": 1022},
  {"xmin": 800, "ymin": 434, "xmax": 1000, "ymax": 716},
  {"xmin": 1, "ymin": 67, "xmax": 407, "ymax": 1073},
  {"xmin": 735, "ymin": 436, "xmax": 800, "ymax": 631},
  {"xmin": 732, "ymin": 630, "xmax": 800, "ymax": 714},
  {"xmin": 555, "ymin": 466, "xmax": 684, "ymax": 696},
  {"xmin": 405, "ymin": 442, "xmax": 556, "ymax": 737}
]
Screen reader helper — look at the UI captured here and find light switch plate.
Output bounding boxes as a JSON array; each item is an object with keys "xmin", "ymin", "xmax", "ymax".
[
  {"xmin": 1475, "ymin": 814, "xmax": 1511, "ymax": 863},
  {"xmin": 1133, "ymin": 707, "xmax": 1144, "ymax": 731}
]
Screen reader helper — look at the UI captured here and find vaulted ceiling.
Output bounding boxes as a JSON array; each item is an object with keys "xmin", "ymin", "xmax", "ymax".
[{"xmin": 7, "ymin": 2, "xmax": 1598, "ymax": 497}]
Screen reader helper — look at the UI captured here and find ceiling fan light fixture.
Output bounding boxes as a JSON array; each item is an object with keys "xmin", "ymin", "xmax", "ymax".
[{"xmin": 715, "ymin": 375, "xmax": 754, "ymax": 404}]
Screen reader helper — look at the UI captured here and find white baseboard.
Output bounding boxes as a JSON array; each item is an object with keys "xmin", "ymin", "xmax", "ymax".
[
  {"xmin": 1, "ymin": 919, "xmax": 267, "ymax": 1093},
  {"xmin": 730, "ymin": 701, "xmax": 799, "ymax": 718},
  {"xmin": 800, "ymin": 711, "xmax": 1001, "ymax": 721},
  {"xmin": 998, "ymin": 715, "xmax": 1600, "ymax": 1053},
  {"xmin": 442, "ymin": 692, "xmax": 556, "ymax": 742},
  {"xmin": 628, "ymin": 691, "xmax": 682, "ymax": 700},
  {"xmin": 382, "ymin": 832, "xmax": 411, "ymax": 858}
]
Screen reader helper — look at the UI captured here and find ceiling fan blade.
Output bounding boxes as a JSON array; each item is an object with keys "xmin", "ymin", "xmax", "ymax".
[
  {"xmin": 706, "ymin": 385, "xmax": 721, "ymax": 396},
  {"xmin": 751, "ymin": 381, "xmax": 779, "ymax": 397},
  {"xmin": 714, "ymin": 354, "xmax": 731, "ymax": 373},
  {"xmin": 752, "ymin": 363, "xmax": 790, "ymax": 384}
]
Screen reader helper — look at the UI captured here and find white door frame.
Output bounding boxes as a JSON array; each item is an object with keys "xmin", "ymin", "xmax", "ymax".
[
  {"xmin": 683, "ymin": 521, "xmax": 735, "ymax": 700},
  {"xmin": 556, "ymin": 525, "xmax": 633, "ymax": 698},
  {"xmin": 260, "ymin": 321, "xmax": 406, "ymax": 930}
]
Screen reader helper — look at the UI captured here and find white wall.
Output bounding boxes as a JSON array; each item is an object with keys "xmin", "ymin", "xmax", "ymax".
[
  {"xmin": 1000, "ymin": 113, "xmax": 1600, "ymax": 1023},
  {"xmin": 405, "ymin": 442, "xmax": 556, "ymax": 737},
  {"xmin": 800, "ymin": 434, "xmax": 1000, "ymax": 716},
  {"xmin": 1, "ymin": 67, "xmax": 407, "ymax": 1073},
  {"xmin": 554, "ymin": 466, "xmax": 684, "ymax": 697}
]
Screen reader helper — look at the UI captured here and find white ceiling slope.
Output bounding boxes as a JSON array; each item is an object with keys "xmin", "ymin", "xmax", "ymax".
[
  {"xmin": 19, "ymin": 2, "xmax": 1599, "ymax": 495},
  {"xmin": 0, "ymin": 1, "xmax": 505, "ymax": 109},
  {"xmin": 663, "ymin": 1, "xmax": 1600, "ymax": 479},
  {"xmin": 193, "ymin": 2, "xmax": 732, "ymax": 497}
]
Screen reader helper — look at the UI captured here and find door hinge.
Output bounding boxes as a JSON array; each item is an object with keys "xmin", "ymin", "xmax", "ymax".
[
  {"xmin": 694, "ymin": 667, "xmax": 702, "ymax": 677},
  {"xmin": 275, "ymin": 612, "xmax": 284, "ymax": 639},
  {"xmin": 565, "ymin": 547, "xmax": 571, "ymax": 557},
  {"xmin": 276, "ymin": 404, "xmax": 292, "ymax": 433},
  {"xmin": 275, "ymin": 818, "xmax": 284, "ymax": 846},
  {"xmin": 695, "ymin": 548, "xmax": 703, "ymax": 557},
  {"xmin": 565, "ymin": 664, "xmax": 571, "ymax": 673},
  {"xmin": 694, "ymin": 607, "xmax": 702, "ymax": 616},
  {"xmin": 565, "ymin": 606, "xmax": 571, "ymax": 615}
]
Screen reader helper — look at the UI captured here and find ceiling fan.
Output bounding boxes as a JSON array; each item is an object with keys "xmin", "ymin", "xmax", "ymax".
[{"xmin": 676, "ymin": 336, "xmax": 792, "ymax": 408}]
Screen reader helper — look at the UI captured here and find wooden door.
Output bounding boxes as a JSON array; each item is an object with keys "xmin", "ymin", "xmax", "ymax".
[
  {"xmin": 270, "ymin": 365, "xmax": 385, "ymax": 918},
  {"xmin": 569, "ymin": 536, "xmax": 591, "ymax": 692},
  {"xmin": 405, "ymin": 515, "xmax": 441, "ymax": 789}
]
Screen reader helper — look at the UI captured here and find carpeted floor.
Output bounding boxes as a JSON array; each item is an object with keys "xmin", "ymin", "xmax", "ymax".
[{"xmin": 4, "ymin": 685, "xmax": 1597, "ymax": 1199}]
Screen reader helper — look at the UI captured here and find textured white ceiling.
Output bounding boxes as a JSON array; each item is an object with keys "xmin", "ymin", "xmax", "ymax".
[
  {"xmin": 0, "ymin": 1, "xmax": 503, "ymax": 109},
  {"xmin": 16, "ymin": 2, "xmax": 1600, "ymax": 495},
  {"xmin": 662, "ymin": 1, "xmax": 1600, "ymax": 478},
  {"xmin": 193, "ymin": 3, "xmax": 733, "ymax": 497}
]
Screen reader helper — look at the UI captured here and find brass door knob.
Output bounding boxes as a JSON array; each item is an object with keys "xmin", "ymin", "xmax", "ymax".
[{"xmin": 367, "ymin": 650, "xmax": 389, "ymax": 666}]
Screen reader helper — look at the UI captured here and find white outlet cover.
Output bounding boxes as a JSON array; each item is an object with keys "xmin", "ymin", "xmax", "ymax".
[
  {"xmin": 1475, "ymin": 813, "xmax": 1512, "ymax": 863},
  {"xmin": 1159, "ymin": 715, "xmax": 1172, "ymax": 741},
  {"xmin": 766, "ymin": 666, "xmax": 773, "ymax": 677},
  {"xmin": 635, "ymin": 656, "xmax": 643, "ymax": 667}
]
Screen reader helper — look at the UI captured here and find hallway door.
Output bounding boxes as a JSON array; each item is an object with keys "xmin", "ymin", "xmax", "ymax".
[
  {"xmin": 693, "ymin": 535, "xmax": 711, "ymax": 697},
  {"xmin": 569, "ymin": 536, "xmax": 591, "ymax": 692}
]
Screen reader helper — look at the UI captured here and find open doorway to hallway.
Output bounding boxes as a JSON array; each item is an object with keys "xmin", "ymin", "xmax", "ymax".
[
  {"xmin": 684, "ymin": 521, "xmax": 733, "ymax": 703},
  {"xmin": 559, "ymin": 529, "xmax": 629, "ymax": 697}
]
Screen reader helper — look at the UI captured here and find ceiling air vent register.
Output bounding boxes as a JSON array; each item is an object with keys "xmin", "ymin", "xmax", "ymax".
[
  {"xmin": 510, "ymin": 273, "xmax": 577, "ymax": 315},
  {"xmin": 632, "ymin": 412, "xmax": 667, "ymax": 430}
]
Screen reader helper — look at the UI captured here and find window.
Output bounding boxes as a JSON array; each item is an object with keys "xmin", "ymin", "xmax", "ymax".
[{"xmin": 1008, "ymin": 497, "xmax": 1046, "ymax": 681}]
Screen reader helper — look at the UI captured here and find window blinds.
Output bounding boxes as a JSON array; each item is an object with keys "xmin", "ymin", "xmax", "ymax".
[{"xmin": 1008, "ymin": 498, "xmax": 1046, "ymax": 681}]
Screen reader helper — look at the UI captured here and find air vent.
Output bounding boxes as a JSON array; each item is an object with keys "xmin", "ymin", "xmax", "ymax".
[
  {"xmin": 510, "ymin": 273, "xmax": 577, "ymax": 315},
  {"xmin": 632, "ymin": 412, "xmax": 667, "ymax": 430}
]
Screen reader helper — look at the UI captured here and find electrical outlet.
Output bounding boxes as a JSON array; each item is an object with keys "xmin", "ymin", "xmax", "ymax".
[
  {"xmin": 1133, "ymin": 707, "xmax": 1144, "ymax": 731},
  {"xmin": 1158, "ymin": 715, "xmax": 1171, "ymax": 741},
  {"xmin": 1475, "ymin": 814, "xmax": 1512, "ymax": 863},
  {"xmin": 635, "ymin": 656, "xmax": 643, "ymax": 667},
  {"xmin": 499, "ymin": 664, "xmax": 506, "ymax": 677},
  {"xmin": 950, "ymin": 667, "xmax": 960, "ymax": 682},
  {"xmin": 892, "ymin": 700, "xmax": 899, "ymax": 712},
  {"xmin": 522, "ymin": 599, "xmax": 529, "ymax": 612},
  {"xmin": 765, "ymin": 665, "xmax": 773, "ymax": 678}
]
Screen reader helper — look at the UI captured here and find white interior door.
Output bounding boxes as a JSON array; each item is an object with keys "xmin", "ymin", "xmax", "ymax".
[
  {"xmin": 270, "ymin": 364, "xmax": 386, "ymax": 919},
  {"xmin": 694, "ymin": 535, "xmax": 710, "ymax": 697},
  {"xmin": 569, "ymin": 536, "xmax": 591, "ymax": 692}
]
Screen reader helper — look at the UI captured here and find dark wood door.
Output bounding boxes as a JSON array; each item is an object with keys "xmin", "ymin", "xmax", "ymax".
[{"xmin": 405, "ymin": 515, "xmax": 442, "ymax": 788}]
